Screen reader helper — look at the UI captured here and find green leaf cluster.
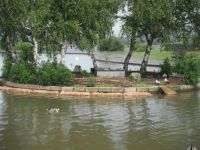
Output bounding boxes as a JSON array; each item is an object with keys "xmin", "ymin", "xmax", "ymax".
[
  {"xmin": 135, "ymin": 43, "xmax": 146, "ymax": 52},
  {"xmin": 86, "ymin": 76, "xmax": 96, "ymax": 87},
  {"xmin": 0, "ymin": 0, "xmax": 122, "ymax": 58},
  {"xmin": 8, "ymin": 62, "xmax": 37, "ymax": 84},
  {"xmin": 37, "ymin": 62, "xmax": 74, "ymax": 86},
  {"xmin": 173, "ymin": 54, "xmax": 200, "ymax": 86},
  {"xmin": 3, "ymin": 62, "xmax": 74, "ymax": 86},
  {"xmin": 160, "ymin": 58, "xmax": 172, "ymax": 77},
  {"xmin": 15, "ymin": 42, "xmax": 34, "ymax": 63},
  {"xmin": 98, "ymin": 37, "xmax": 124, "ymax": 52}
]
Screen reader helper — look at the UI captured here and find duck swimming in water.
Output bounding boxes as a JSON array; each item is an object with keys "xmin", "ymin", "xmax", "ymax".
[
  {"xmin": 47, "ymin": 108, "xmax": 60, "ymax": 113},
  {"xmin": 187, "ymin": 145, "xmax": 197, "ymax": 150}
]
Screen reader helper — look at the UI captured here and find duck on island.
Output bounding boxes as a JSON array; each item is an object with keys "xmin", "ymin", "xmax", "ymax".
[
  {"xmin": 155, "ymin": 79, "xmax": 161, "ymax": 85},
  {"xmin": 47, "ymin": 108, "xmax": 60, "ymax": 113},
  {"xmin": 164, "ymin": 78, "xmax": 169, "ymax": 84}
]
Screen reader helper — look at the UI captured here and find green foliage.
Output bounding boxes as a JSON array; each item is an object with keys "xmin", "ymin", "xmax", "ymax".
[
  {"xmin": 8, "ymin": 62, "xmax": 37, "ymax": 84},
  {"xmin": 81, "ymin": 70, "xmax": 90, "ymax": 77},
  {"xmin": 37, "ymin": 62, "xmax": 74, "ymax": 86},
  {"xmin": 160, "ymin": 58, "xmax": 172, "ymax": 77},
  {"xmin": 98, "ymin": 37, "xmax": 124, "ymax": 52},
  {"xmin": 3, "ymin": 61, "xmax": 74, "ymax": 86},
  {"xmin": 173, "ymin": 0, "xmax": 200, "ymax": 39},
  {"xmin": 2, "ymin": 59, "xmax": 12, "ymax": 78},
  {"xmin": 192, "ymin": 35, "xmax": 200, "ymax": 50},
  {"xmin": 124, "ymin": 0, "xmax": 174, "ymax": 37},
  {"xmin": 123, "ymin": 0, "xmax": 174, "ymax": 74},
  {"xmin": 135, "ymin": 43, "xmax": 146, "ymax": 52},
  {"xmin": 173, "ymin": 54, "xmax": 200, "ymax": 86},
  {"xmin": 87, "ymin": 76, "xmax": 96, "ymax": 87},
  {"xmin": 15, "ymin": 42, "xmax": 34, "ymax": 63}
]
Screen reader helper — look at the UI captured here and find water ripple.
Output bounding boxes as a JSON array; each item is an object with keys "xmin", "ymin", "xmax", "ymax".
[{"xmin": 0, "ymin": 92, "xmax": 199, "ymax": 150}]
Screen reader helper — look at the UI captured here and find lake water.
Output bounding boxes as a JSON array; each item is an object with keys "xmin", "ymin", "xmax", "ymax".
[
  {"xmin": 0, "ymin": 91, "xmax": 200, "ymax": 150},
  {"xmin": 0, "ymin": 53, "xmax": 93, "ymax": 75},
  {"xmin": 0, "ymin": 51, "xmax": 161, "ymax": 76}
]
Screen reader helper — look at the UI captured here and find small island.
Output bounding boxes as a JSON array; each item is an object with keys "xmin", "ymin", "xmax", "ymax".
[{"xmin": 0, "ymin": 0, "xmax": 200, "ymax": 150}]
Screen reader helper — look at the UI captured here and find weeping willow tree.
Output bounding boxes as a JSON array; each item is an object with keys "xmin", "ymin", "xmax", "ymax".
[
  {"xmin": 74, "ymin": 0, "xmax": 123, "ymax": 75},
  {"xmin": 0, "ymin": 0, "xmax": 122, "ymax": 67},
  {"xmin": 0, "ymin": 0, "xmax": 25, "ymax": 62}
]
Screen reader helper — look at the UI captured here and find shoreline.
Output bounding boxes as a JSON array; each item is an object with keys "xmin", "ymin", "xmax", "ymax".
[{"xmin": 0, "ymin": 81, "xmax": 198, "ymax": 97}]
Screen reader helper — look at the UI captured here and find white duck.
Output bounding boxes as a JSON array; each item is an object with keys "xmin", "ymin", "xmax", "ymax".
[
  {"xmin": 47, "ymin": 108, "xmax": 60, "ymax": 113},
  {"xmin": 155, "ymin": 79, "xmax": 161, "ymax": 85},
  {"xmin": 164, "ymin": 78, "xmax": 169, "ymax": 84}
]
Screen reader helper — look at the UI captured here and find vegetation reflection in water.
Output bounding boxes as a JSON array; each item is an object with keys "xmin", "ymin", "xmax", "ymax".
[{"xmin": 0, "ymin": 91, "xmax": 200, "ymax": 150}]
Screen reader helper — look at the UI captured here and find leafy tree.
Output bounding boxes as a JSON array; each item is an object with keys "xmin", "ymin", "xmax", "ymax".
[
  {"xmin": 1, "ymin": 0, "xmax": 122, "ymax": 68},
  {"xmin": 75, "ymin": 0, "xmax": 122, "ymax": 75},
  {"xmin": 172, "ymin": 0, "xmax": 200, "ymax": 50},
  {"xmin": 122, "ymin": 0, "xmax": 174, "ymax": 76},
  {"xmin": 19, "ymin": 0, "xmax": 53, "ymax": 64},
  {"xmin": 0, "ymin": 0, "xmax": 52, "ymax": 64},
  {"xmin": 0, "ymin": 0, "xmax": 24, "ymax": 61}
]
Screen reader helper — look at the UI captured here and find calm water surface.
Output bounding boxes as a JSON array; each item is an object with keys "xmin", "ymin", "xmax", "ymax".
[{"xmin": 0, "ymin": 91, "xmax": 200, "ymax": 150}]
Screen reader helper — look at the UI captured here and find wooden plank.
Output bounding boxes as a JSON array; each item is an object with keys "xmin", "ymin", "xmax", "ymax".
[
  {"xmin": 96, "ymin": 59, "xmax": 161, "ymax": 67},
  {"xmin": 160, "ymin": 87, "xmax": 176, "ymax": 95}
]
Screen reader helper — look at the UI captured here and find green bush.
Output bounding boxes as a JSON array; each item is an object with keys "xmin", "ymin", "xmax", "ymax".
[
  {"xmin": 87, "ymin": 76, "xmax": 96, "ymax": 87},
  {"xmin": 160, "ymin": 58, "xmax": 172, "ymax": 77},
  {"xmin": 135, "ymin": 43, "xmax": 146, "ymax": 52},
  {"xmin": 3, "ymin": 42, "xmax": 74, "ymax": 86},
  {"xmin": 37, "ymin": 62, "xmax": 74, "ymax": 86},
  {"xmin": 2, "ymin": 59, "xmax": 12, "ymax": 78},
  {"xmin": 173, "ymin": 54, "xmax": 200, "ymax": 86},
  {"xmin": 81, "ymin": 70, "xmax": 90, "ymax": 77},
  {"xmin": 98, "ymin": 37, "xmax": 124, "ymax": 52},
  {"xmin": 8, "ymin": 62, "xmax": 37, "ymax": 84},
  {"xmin": 15, "ymin": 42, "xmax": 34, "ymax": 63},
  {"xmin": 3, "ymin": 60, "xmax": 74, "ymax": 86}
]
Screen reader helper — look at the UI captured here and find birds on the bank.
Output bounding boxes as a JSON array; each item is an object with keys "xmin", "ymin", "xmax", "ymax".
[
  {"xmin": 164, "ymin": 78, "xmax": 169, "ymax": 84},
  {"xmin": 155, "ymin": 79, "xmax": 161, "ymax": 85},
  {"xmin": 155, "ymin": 78, "xmax": 170, "ymax": 85},
  {"xmin": 47, "ymin": 108, "xmax": 60, "ymax": 113}
]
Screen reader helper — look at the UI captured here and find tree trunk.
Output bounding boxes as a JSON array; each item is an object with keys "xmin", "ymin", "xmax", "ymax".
[
  {"xmin": 5, "ymin": 36, "xmax": 13, "ymax": 61},
  {"xmin": 32, "ymin": 37, "xmax": 38, "ymax": 64},
  {"xmin": 60, "ymin": 42, "xmax": 68, "ymax": 64},
  {"xmin": 90, "ymin": 48, "xmax": 97, "ymax": 76},
  {"xmin": 140, "ymin": 37, "xmax": 154, "ymax": 75},
  {"xmin": 123, "ymin": 31, "xmax": 136, "ymax": 76}
]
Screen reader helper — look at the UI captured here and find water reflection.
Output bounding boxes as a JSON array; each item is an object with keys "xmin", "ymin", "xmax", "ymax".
[{"xmin": 0, "ymin": 92, "xmax": 199, "ymax": 150}]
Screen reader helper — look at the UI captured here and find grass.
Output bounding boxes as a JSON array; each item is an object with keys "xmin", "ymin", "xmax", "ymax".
[
  {"xmin": 134, "ymin": 50, "xmax": 200, "ymax": 61},
  {"xmin": 132, "ymin": 82, "xmax": 155, "ymax": 88},
  {"xmin": 186, "ymin": 51, "xmax": 200, "ymax": 57},
  {"xmin": 102, "ymin": 48, "xmax": 173, "ymax": 61},
  {"xmin": 133, "ymin": 50, "xmax": 173, "ymax": 60}
]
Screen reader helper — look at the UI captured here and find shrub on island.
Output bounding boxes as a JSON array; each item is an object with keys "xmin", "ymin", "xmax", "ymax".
[{"xmin": 3, "ymin": 61, "xmax": 74, "ymax": 86}]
